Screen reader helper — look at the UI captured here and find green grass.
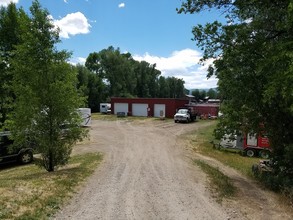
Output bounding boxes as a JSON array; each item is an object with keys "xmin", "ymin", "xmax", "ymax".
[
  {"xmin": 185, "ymin": 120, "xmax": 260, "ymax": 177},
  {"xmin": 0, "ymin": 153, "xmax": 103, "ymax": 220},
  {"xmin": 91, "ymin": 112, "xmax": 173, "ymax": 122},
  {"xmin": 194, "ymin": 159, "xmax": 236, "ymax": 202}
]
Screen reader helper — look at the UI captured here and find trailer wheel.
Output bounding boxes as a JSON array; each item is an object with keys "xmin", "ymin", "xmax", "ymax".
[
  {"xmin": 259, "ymin": 150, "xmax": 270, "ymax": 159},
  {"xmin": 246, "ymin": 149, "xmax": 255, "ymax": 157}
]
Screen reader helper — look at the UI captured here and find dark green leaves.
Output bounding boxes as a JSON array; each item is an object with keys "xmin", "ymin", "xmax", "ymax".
[{"xmin": 180, "ymin": 0, "xmax": 293, "ymax": 185}]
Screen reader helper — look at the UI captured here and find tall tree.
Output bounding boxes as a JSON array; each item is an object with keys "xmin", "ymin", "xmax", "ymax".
[
  {"xmin": 86, "ymin": 46, "xmax": 186, "ymax": 99},
  {"xmin": 0, "ymin": 3, "xmax": 22, "ymax": 127},
  {"xmin": 158, "ymin": 76, "xmax": 169, "ymax": 98},
  {"xmin": 75, "ymin": 64, "xmax": 108, "ymax": 112},
  {"xmin": 86, "ymin": 47, "xmax": 136, "ymax": 97},
  {"xmin": 165, "ymin": 77, "xmax": 185, "ymax": 98},
  {"xmin": 9, "ymin": 0, "xmax": 86, "ymax": 172},
  {"xmin": 199, "ymin": 90, "xmax": 206, "ymax": 100},
  {"xmin": 207, "ymin": 88, "xmax": 217, "ymax": 99},
  {"xmin": 133, "ymin": 60, "xmax": 162, "ymax": 98},
  {"xmin": 192, "ymin": 89, "xmax": 200, "ymax": 100},
  {"xmin": 76, "ymin": 64, "xmax": 90, "ymax": 99},
  {"xmin": 179, "ymin": 0, "xmax": 293, "ymax": 188}
]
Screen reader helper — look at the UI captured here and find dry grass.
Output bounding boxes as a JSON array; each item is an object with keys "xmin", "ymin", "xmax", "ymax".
[{"xmin": 0, "ymin": 153, "xmax": 102, "ymax": 220}]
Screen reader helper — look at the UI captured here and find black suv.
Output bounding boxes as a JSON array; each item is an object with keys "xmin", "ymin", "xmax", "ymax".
[{"xmin": 0, "ymin": 131, "xmax": 34, "ymax": 165}]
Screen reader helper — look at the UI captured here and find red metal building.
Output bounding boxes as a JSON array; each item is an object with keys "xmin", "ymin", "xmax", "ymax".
[
  {"xmin": 111, "ymin": 97, "xmax": 189, "ymax": 118},
  {"xmin": 187, "ymin": 103, "xmax": 220, "ymax": 118}
]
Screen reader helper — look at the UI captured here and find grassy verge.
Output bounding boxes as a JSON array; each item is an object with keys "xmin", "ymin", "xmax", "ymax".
[
  {"xmin": 185, "ymin": 120, "xmax": 259, "ymax": 177},
  {"xmin": 91, "ymin": 112, "xmax": 173, "ymax": 122},
  {"xmin": 194, "ymin": 159, "xmax": 236, "ymax": 202},
  {"xmin": 91, "ymin": 113, "xmax": 122, "ymax": 121},
  {"xmin": 0, "ymin": 153, "xmax": 103, "ymax": 220}
]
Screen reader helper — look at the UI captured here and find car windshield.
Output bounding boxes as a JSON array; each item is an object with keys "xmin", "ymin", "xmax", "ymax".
[{"xmin": 178, "ymin": 109, "xmax": 188, "ymax": 114}]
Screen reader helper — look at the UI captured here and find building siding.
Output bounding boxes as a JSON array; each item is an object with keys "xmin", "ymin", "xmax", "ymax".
[{"xmin": 111, "ymin": 98, "xmax": 189, "ymax": 118}]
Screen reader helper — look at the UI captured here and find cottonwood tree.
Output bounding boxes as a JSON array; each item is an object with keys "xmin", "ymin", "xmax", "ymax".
[
  {"xmin": 134, "ymin": 61, "xmax": 160, "ymax": 98},
  {"xmin": 179, "ymin": 0, "xmax": 293, "ymax": 189},
  {"xmin": 86, "ymin": 47, "xmax": 137, "ymax": 97},
  {"xmin": 0, "ymin": 3, "xmax": 22, "ymax": 127},
  {"xmin": 75, "ymin": 64, "xmax": 107, "ymax": 112},
  {"xmin": 9, "ymin": 0, "xmax": 86, "ymax": 172},
  {"xmin": 85, "ymin": 47, "xmax": 186, "ymax": 99},
  {"xmin": 191, "ymin": 89, "xmax": 200, "ymax": 100},
  {"xmin": 166, "ymin": 77, "xmax": 185, "ymax": 98}
]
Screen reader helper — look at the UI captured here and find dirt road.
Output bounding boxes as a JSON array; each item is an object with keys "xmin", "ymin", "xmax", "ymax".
[{"xmin": 53, "ymin": 119, "xmax": 292, "ymax": 220}]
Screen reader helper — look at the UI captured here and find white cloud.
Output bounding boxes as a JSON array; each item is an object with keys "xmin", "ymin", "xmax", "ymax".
[
  {"xmin": 64, "ymin": 0, "xmax": 68, "ymax": 3},
  {"xmin": 133, "ymin": 49, "xmax": 218, "ymax": 89},
  {"xmin": 118, "ymin": 3, "xmax": 125, "ymax": 8},
  {"xmin": 69, "ymin": 57, "xmax": 86, "ymax": 66},
  {"xmin": 77, "ymin": 57, "xmax": 86, "ymax": 64},
  {"xmin": 53, "ymin": 12, "xmax": 91, "ymax": 39},
  {"xmin": 0, "ymin": 0, "xmax": 18, "ymax": 7}
]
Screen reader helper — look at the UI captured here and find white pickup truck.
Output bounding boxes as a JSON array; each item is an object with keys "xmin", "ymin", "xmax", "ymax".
[{"xmin": 174, "ymin": 108, "xmax": 196, "ymax": 123}]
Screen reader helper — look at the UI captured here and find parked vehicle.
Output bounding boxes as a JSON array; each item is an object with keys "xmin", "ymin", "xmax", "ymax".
[
  {"xmin": 0, "ymin": 131, "xmax": 34, "ymax": 165},
  {"xmin": 174, "ymin": 107, "xmax": 197, "ymax": 123},
  {"xmin": 217, "ymin": 133, "xmax": 271, "ymax": 158},
  {"xmin": 100, "ymin": 103, "xmax": 111, "ymax": 114}
]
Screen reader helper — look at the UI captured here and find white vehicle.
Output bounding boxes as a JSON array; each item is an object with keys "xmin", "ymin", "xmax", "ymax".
[
  {"xmin": 219, "ymin": 134, "xmax": 238, "ymax": 148},
  {"xmin": 174, "ymin": 108, "xmax": 191, "ymax": 123},
  {"xmin": 217, "ymin": 133, "xmax": 271, "ymax": 158},
  {"xmin": 100, "ymin": 103, "xmax": 111, "ymax": 114}
]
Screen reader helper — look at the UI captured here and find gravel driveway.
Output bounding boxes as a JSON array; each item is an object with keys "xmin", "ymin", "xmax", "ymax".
[
  {"xmin": 53, "ymin": 119, "xmax": 228, "ymax": 219},
  {"xmin": 53, "ymin": 119, "xmax": 292, "ymax": 220}
]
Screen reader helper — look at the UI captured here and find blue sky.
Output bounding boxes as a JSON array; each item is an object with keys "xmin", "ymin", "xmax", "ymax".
[{"xmin": 1, "ymin": 0, "xmax": 223, "ymax": 89}]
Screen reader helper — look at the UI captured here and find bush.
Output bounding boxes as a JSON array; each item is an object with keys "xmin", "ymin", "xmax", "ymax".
[{"xmin": 255, "ymin": 166, "xmax": 293, "ymax": 204}]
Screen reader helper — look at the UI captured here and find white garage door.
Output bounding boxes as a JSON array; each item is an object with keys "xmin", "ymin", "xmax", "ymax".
[
  {"xmin": 132, "ymin": 104, "xmax": 148, "ymax": 117},
  {"xmin": 154, "ymin": 104, "xmax": 166, "ymax": 117},
  {"xmin": 114, "ymin": 103, "xmax": 128, "ymax": 115}
]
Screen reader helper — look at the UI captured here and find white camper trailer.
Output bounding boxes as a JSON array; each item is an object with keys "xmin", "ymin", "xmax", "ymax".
[{"xmin": 100, "ymin": 103, "xmax": 111, "ymax": 114}]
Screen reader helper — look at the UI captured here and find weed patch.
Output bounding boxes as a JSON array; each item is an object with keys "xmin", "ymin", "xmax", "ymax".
[{"xmin": 194, "ymin": 159, "xmax": 236, "ymax": 203}]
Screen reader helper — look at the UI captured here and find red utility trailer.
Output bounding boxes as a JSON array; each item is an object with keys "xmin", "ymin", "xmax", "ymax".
[
  {"xmin": 219, "ymin": 133, "xmax": 271, "ymax": 158},
  {"xmin": 186, "ymin": 103, "xmax": 220, "ymax": 119}
]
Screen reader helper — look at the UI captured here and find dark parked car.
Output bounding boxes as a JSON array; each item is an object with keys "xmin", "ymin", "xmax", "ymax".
[{"xmin": 0, "ymin": 131, "xmax": 34, "ymax": 165}]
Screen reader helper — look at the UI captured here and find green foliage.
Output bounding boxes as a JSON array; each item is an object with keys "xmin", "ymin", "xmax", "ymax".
[
  {"xmin": 8, "ymin": 0, "xmax": 86, "ymax": 172},
  {"xmin": 185, "ymin": 121, "xmax": 259, "ymax": 177},
  {"xmin": 85, "ymin": 46, "xmax": 185, "ymax": 100},
  {"xmin": 0, "ymin": 3, "xmax": 22, "ymax": 127},
  {"xmin": 75, "ymin": 64, "xmax": 107, "ymax": 112},
  {"xmin": 179, "ymin": 0, "xmax": 293, "ymax": 190},
  {"xmin": 191, "ymin": 89, "xmax": 218, "ymax": 100},
  {"xmin": 191, "ymin": 89, "xmax": 200, "ymax": 99},
  {"xmin": 254, "ymin": 144, "xmax": 293, "ymax": 200},
  {"xmin": 86, "ymin": 46, "xmax": 137, "ymax": 97},
  {"xmin": 207, "ymin": 88, "xmax": 217, "ymax": 99}
]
